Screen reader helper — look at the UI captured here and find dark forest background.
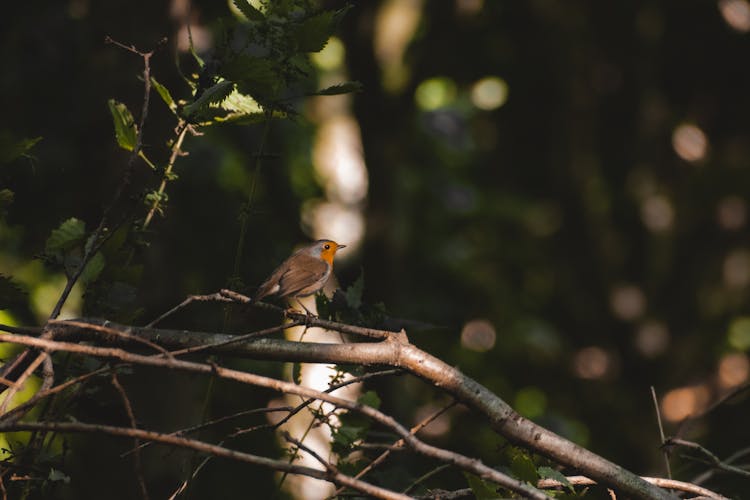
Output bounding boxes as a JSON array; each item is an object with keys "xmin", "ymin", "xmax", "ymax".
[{"xmin": 1, "ymin": 0, "xmax": 750, "ymax": 498}]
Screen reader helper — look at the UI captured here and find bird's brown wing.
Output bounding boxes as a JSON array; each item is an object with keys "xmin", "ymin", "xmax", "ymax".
[{"xmin": 276, "ymin": 254, "xmax": 329, "ymax": 298}]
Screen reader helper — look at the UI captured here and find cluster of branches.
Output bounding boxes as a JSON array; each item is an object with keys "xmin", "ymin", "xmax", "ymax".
[{"xmin": 0, "ymin": 289, "xmax": 731, "ymax": 499}]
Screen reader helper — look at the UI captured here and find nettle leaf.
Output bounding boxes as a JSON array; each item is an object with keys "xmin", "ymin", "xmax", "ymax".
[
  {"xmin": 0, "ymin": 275, "xmax": 28, "ymax": 310},
  {"xmin": 232, "ymin": 0, "xmax": 264, "ymax": 21},
  {"xmin": 46, "ymin": 218, "xmax": 86, "ymax": 255},
  {"xmin": 222, "ymin": 55, "xmax": 278, "ymax": 101},
  {"xmin": 463, "ymin": 472, "xmax": 501, "ymax": 499},
  {"xmin": 151, "ymin": 77, "xmax": 177, "ymax": 113},
  {"xmin": 183, "ymin": 80, "xmax": 235, "ymax": 118},
  {"xmin": 315, "ymin": 81, "xmax": 363, "ymax": 96},
  {"xmin": 107, "ymin": 99, "xmax": 137, "ymax": 151},
  {"xmin": 294, "ymin": 7, "xmax": 350, "ymax": 53},
  {"xmin": 538, "ymin": 466, "xmax": 574, "ymax": 493}
]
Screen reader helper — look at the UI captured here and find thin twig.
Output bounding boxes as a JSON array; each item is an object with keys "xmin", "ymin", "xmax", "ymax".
[
  {"xmin": 537, "ymin": 475, "xmax": 728, "ymax": 499},
  {"xmin": 145, "ymin": 292, "xmax": 233, "ymax": 327},
  {"xmin": 333, "ymin": 401, "xmax": 457, "ymax": 498},
  {"xmin": 111, "ymin": 372, "xmax": 150, "ymax": 500},
  {"xmin": 402, "ymin": 464, "xmax": 451, "ymax": 495},
  {"xmin": 651, "ymin": 386, "xmax": 672, "ymax": 479},
  {"xmin": 664, "ymin": 438, "xmax": 750, "ymax": 479}
]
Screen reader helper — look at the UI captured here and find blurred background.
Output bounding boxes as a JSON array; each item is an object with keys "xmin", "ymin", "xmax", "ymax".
[{"xmin": 1, "ymin": 0, "xmax": 750, "ymax": 498}]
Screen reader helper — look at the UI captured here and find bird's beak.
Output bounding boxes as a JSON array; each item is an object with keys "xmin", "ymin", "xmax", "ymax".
[{"xmin": 338, "ymin": 244, "xmax": 347, "ymax": 250}]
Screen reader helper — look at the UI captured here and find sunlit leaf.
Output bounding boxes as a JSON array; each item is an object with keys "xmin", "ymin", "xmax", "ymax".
[
  {"xmin": 151, "ymin": 77, "xmax": 177, "ymax": 113},
  {"xmin": 107, "ymin": 99, "xmax": 137, "ymax": 151},
  {"xmin": 183, "ymin": 81, "xmax": 235, "ymax": 118},
  {"xmin": 45, "ymin": 218, "xmax": 86, "ymax": 254}
]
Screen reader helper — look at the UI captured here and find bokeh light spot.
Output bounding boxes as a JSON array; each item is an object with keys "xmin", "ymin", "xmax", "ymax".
[
  {"xmin": 640, "ymin": 194, "xmax": 674, "ymax": 232},
  {"xmin": 461, "ymin": 319, "xmax": 497, "ymax": 352},
  {"xmin": 718, "ymin": 353, "xmax": 749, "ymax": 389},
  {"xmin": 311, "ymin": 37, "xmax": 345, "ymax": 71},
  {"xmin": 470, "ymin": 76, "xmax": 509, "ymax": 111},
  {"xmin": 716, "ymin": 195, "xmax": 747, "ymax": 230},
  {"xmin": 661, "ymin": 385, "xmax": 710, "ymax": 422},
  {"xmin": 610, "ymin": 284, "xmax": 646, "ymax": 321},
  {"xmin": 723, "ymin": 249, "xmax": 750, "ymax": 289},
  {"xmin": 635, "ymin": 320, "xmax": 670, "ymax": 357},
  {"xmin": 672, "ymin": 123, "xmax": 709, "ymax": 162},
  {"xmin": 514, "ymin": 387, "xmax": 547, "ymax": 419},
  {"xmin": 573, "ymin": 346, "xmax": 611, "ymax": 380},
  {"xmin": 719, "ymin": 0, "xmax": 750, "ymax": 32},
  {"xmin": 415, "ymin": 77, "xmax": 457, "ymax": 111},
  {"xmin": 728, "ymin": 316, "xmax": 750, "ymax": 350}
]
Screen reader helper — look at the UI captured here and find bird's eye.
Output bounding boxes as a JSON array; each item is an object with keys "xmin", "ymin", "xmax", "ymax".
[{"xmin": 324, "ymin": 244, "xmax": 331, "ymax": 250}]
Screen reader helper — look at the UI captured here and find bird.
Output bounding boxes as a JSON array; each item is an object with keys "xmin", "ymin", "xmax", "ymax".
[{"xmin": 251, "ymin": 239, "xmax": 346, "ymax": 312}]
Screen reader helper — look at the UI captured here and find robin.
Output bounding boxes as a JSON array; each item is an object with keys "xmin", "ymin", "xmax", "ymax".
[{"xmin": 252, "ymin": 239, "xmax": 346, "ymax": 311}]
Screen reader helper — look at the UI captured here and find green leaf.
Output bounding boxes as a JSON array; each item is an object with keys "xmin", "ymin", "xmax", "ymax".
[
  {"xmin": 463, "ymin": 472, "xmax": 501, "ymax": 499},
  {"xmin": 0, "ymin": 135, "xmax": 42, "ymax": 164},
  {"xmin": 232, "ymin": 0, "xmax": 264, "ymax": 21},
  {"xmin": 509, "ymin": 447, "xmax": 539, "ymax": 484},
  {"xmin": 538, "ymin": 466, "xmax": 574, "ymax": 493},
  {"xmin": 151, "ymin": 78, "xmax": 177, "ymax": 113},
  {"xmin": 294, "ymin": 8, "xmax": 350, "ymax": 53},
  {"xmin": 315, "ymin": 81, "xmax": 363, "ymax": 96},
  {"xmin": 183, "ymin": 81, "xmax": 235, "ymax": 117},
  {"xmin": 107, "ymin": 99, "xmax": 137, "ymax": 151},
  {"xmin": 222, "ymin": 55, "xmax": 278, "ymax": 100},
  {"xmin": 45, "ymin": 218, "xmax": 86, "ymax": 254},
  {"xmin": 345, "ymin": 273, "xmax": 364, "ymax": 309},
  {"xmin": 358, "ymin": 390, "xmax": 380, "ymax": 409},
  {"xmin": 80, "ymin": 252, "xmax": 106, "ymax": 284},
  {"xmin": 0, "ymin": 275, "xmax": 28, "ymax": 310},
  {"xmin": 332, "ymin": 424, "xmax": 364, "ymax": 448}
]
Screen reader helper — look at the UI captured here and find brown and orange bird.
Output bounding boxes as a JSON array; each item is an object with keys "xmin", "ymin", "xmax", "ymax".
[{"xmin": 251, "ymin": 240, "xmax": 346, "ymax": 309}]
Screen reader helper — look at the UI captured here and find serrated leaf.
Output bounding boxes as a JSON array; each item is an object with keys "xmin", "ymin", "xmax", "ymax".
[
  {"xmin": 107, "ymin": 99, "xmax": 137, "ymax": 151},
  {"xmin": 151, "ymin": 77, "xmax": 177, "ymax": 113},
  {"xmin": 357, "ymin": 390, "xmax": 380, "ymax": 409},
  {"xmin": 183, "ymin": 81, "xmax": 235, "ymax": 117},
  {"xmin": 463, "ymin": 472, "xmax": 501, "ymax": 499},
  {"xmin": 316, "ymin": 81, "xmax": 363, "ymax": 96},
  {"xmin": 345, "ymin": 273, "xmax": 364, "ymax": 309},
  {"xmin": 538, "ymin": 466, "xmax": 574, "ymax": 493},
  {"xmin": 46, "ymin": 218, "xmax": 86, "ymax": 255},
  {"xmin": 0, "ymin": 135, "xmax": 42, "ymax": 164},
  {"xmin": 294, "ymin": 8, "xmax": 349, "ymax": 53},
  {"xmin": 232, "ymin": 0, "xmax": 264, "ymax": 21},
  {"xmin": 333, "ymin": 424, "xmax": 364, "ymax": 448},
  {"xmin": 80, "ymin": 252, "xmax": 105, "ymax": 284},
  {"xmin": 0, "ymin": 275, "xmax": 27, "ymax": 310},
  {"xmin": 222, "ymin": 55, "xmax": 278, "ymax": 101}
]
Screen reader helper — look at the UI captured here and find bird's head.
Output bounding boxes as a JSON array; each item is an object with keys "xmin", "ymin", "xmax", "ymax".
[{"xmin": 310, "ymin": 239, "xmax": 346, "ymax": 265}]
